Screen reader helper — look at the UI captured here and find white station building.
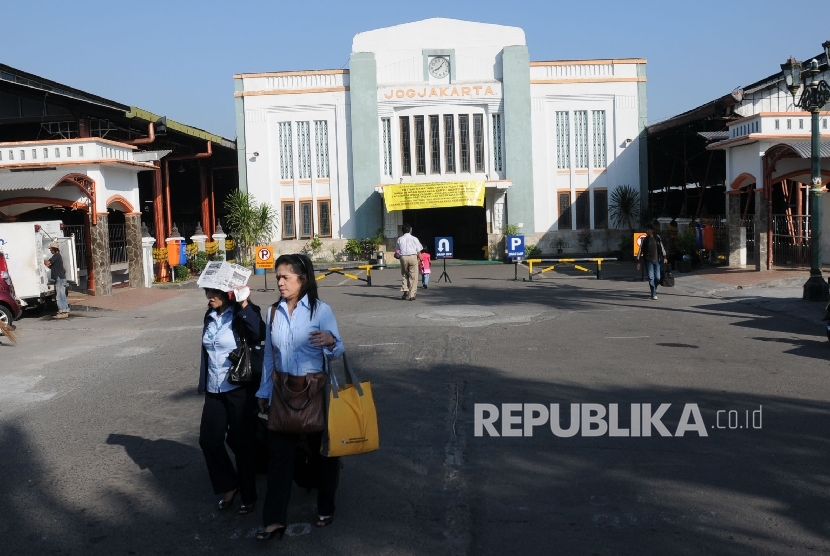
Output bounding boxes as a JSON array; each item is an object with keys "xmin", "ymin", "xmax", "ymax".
[{"xmin": 235, "ymin": 18, "xmax": 647, "ymax": 258}]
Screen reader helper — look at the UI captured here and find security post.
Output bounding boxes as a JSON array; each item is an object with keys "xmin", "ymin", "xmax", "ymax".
[
  {"xmin": 255, "ymin": 245, "xmax": 275, "ymax": 292},
  {"xmin": 435, "ymin": 236, "xmax": 453, "ymax": 283}
]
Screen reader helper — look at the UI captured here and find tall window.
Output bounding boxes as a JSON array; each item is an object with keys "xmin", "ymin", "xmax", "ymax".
[
  {"xmin": 473, "ymin": 114, "xmax": 484, "ymax": 173},
  {"xmin": 297, "ymin": 121, "xmax": 311, "ymax": 179},
  {"xmin": 555, "ymin": 112, "xmax": 570, "ymax": 169},
  {"xmin": 459, "ymin": 114, "xmax": 470, "ymax": 172},
  {"xmin": 399, "ymin": 116, "xmax": 411, "ymax": 176},
  {"xmin": 558, "ymin": 192, "xmax": 572, "ymax": 230},
  {"xmin": 282, "ymin": 201, "xmax": 295, "ymax": 238},
  {"xmin": 414, "ymin": 116, "xmax": 426, "ymax": 174},
  {"xmin": 574, "ymin": 111, "xmax": 588, "ymax": 169},
  {"xmin": 382, "ymin": 118, "xmax": 392, "ymax": 177},
  {"xmin": 299, "ymin": 201, "xmax": 313, "ymax": 238},
  {"xmin": 314, "ymin": 120, "xmax": 329, "ymax": 178},
  {"xmin": 318, "ymin": 199, "xmax": 331, "ymax": 237},
  {"xmin": 594, "ymin": 189, "xmax": 608, "ymax": 228},
  {"xmin": 576, "ymin": 190, "xmax": 590, "ymax": 229},
  {"xmin": 278, "ymin": 122, "xmax": 293, "ymax": 179},
  {"xmin": 429, "ymin": 115, "xmax": 440, "ymax": 173},
  {"xmin": 592, "ymin": 111, "xmax": 606, "ymax": 168},
  {"xmin": 444, "ymin": 115, "xmax": 455, "ymax": 173},
  {"xmin": 492, "ymin": 114, "xmax": 503, "ymax": 172}
]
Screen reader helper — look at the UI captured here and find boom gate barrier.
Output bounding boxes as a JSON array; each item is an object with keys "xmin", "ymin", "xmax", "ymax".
[
  {"xmin": 315, "ymin": 264, "xmax": 376, "ymax": 286},
  {"xmin": 512, "ymin": 258, "xmax": 617, "ymax": 281}
]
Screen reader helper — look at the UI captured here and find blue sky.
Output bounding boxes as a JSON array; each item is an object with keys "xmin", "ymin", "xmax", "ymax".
[{"xmin": 2, "ymin": 0, "xmax": 829, "ymax": 138}]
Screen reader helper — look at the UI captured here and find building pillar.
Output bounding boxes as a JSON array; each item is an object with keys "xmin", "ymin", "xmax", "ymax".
[
  {"xmin": 727, "ymin": 193, "xmax": 745, "ymax": 268},
  {"xmin": 656, "ymin": 217, "xmax": 673, "ymax": 232},
  {"xmin": 754, "ymin": 189, "xmax": 768, "ymax": 271},
  {"xmin": 502, "ymin": 45, "xmax": 534, "ymax": 232},
  {"xmin": 125, "ymin": 214, "xmax": 145, "ymax": 288},
  {"xmin": 212, "ymin": 226, "xmax": 227, "ymax": 261},
  {"xmin": 348, "ymin": 52, "xmax": 382, "ymax": 238},
  {"xmin": 141, "ymin": 227, "xmax": 155, "ymax": 288},
  {"xmin": 89, "ymin": 213, "xmax": 113, "ymax": 296},
  {"xmin": 675, "ymin": 217, "xmax": 691, "ymax": 235}
]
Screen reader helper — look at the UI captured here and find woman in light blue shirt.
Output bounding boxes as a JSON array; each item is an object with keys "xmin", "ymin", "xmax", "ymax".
[{"xmin": 255, "ymin": 254, "xmax": 344, "ymax": 541}]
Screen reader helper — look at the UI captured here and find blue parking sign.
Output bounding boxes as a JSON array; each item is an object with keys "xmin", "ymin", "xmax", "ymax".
[
  {"xmin": 506, "ymin": 235, "xmax": 525, "ymax": 259},
  {"xmin": 435, "ymin": 236, "xmax": 453, "ymax": 259}
]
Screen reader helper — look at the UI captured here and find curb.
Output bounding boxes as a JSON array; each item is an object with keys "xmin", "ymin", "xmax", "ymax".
[
  {"xmin": 67, "ymin": 303, "xmax": 114, "ymax": 313},
  {"xmin": 152, "ymin": 279, "xmax": 200, "ymax": 290}
]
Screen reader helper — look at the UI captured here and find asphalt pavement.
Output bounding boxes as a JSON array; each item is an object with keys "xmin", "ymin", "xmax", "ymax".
[{"xmin": 1, "ymin": 262, "xmax": 828, "ymax": 555}]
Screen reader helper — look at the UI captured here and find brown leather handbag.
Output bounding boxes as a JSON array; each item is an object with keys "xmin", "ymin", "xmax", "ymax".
[{"xmin": 266, "ymin": 305, "xmax": 327, "ymax": 434}]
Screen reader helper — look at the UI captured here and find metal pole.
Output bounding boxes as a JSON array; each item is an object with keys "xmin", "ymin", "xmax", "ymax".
[{"xmin": 803, "ymin": 109, "xmax": 829, "ymax": 300}]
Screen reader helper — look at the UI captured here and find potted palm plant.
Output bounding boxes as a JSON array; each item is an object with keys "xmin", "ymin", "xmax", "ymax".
[
  {"xmin": 609, "ymin": 185, "xmax": 640, "ymax": 260},
  {"xmin": 224, "ymin": 191, "xmax": 279, "ymax": 271},
  {"xmin": 554, "ymin": 236, "xmax": 567, "ymax": 254}
]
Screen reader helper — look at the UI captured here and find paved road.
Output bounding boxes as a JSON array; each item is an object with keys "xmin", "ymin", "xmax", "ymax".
[{"xmin": 1, "ymin": 264, "xmax": 828, "ymax": 555}]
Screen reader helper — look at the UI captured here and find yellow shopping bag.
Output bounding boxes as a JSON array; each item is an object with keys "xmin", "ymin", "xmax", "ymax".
[{"xmin": 321, "ymin": 354, "xmax": 379, "ymax": 457}]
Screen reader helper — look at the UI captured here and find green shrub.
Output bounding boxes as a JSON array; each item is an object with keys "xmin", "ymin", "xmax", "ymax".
[
  {"xmin": 577, "ymin": 229, "xmax": 593, "ymax": 253},
  {"xmin": 174, "ymin": 265, "xmax": 190, "ymax": 281},
  {"xmin": 525, "ymin": 244, "xmax": 542, "ymax": 257},
  {"xmin": 190, "ymin": 252, "xmax": 209, "ymax": 275}
]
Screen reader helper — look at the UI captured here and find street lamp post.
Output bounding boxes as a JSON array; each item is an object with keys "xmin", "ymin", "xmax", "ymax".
[{"xmin": 782, "ymin": 42, "xmax": 830, "ymax": 301}]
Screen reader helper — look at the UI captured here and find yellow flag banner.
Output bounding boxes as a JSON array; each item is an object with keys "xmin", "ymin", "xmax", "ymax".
[{"xmin": 382, "ymin": 181, "xmax": 486, "ymax": 211}]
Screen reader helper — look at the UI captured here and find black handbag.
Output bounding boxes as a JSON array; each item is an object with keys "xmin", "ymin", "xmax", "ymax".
[
  {"xmin": 227, "ymin": 338, "xmax": 253, "ymax": 384},
  {"xmin": 660, "ymin": 264, "xmax": 675, "ymax": 288}
]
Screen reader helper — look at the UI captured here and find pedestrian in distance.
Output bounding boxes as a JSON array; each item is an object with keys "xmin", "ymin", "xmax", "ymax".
[
  {"xmin": 419, "ymin": 248, "xmax": 431, "ymax": 289},
  {"xmin": 636, "ymin": 224, "xmax": 668, "ymax": 300},
  {"xmin": 396, "ymin": 223, "xmax": 422, "ymax": 300},
  {"xmin": 255, "ymin": 254, "xmax": 345, "ymax": 541},
  {"xmin": 198, "ymin": 284, "xmax": 265, "ymax": 516},
  {"xmin": 44, "ymin": 242, "xmax": 68, "ymax": 318}
]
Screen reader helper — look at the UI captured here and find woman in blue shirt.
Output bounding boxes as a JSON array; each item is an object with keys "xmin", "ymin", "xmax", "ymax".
[
  {"xmin": 255, "ymin": 254, "xmax": 345, "ymax": 541},
  {"xmin": 198, "ymin": 285, "xmax": 265, "ymax": 516}
]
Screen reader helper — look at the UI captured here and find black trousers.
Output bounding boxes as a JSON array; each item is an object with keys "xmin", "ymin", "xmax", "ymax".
[
  {"xmin": 262, "ymin": 430, "xmax": 340, "ymax": 527},
  {"xmin": 199, "ymin": 387, "xmax": 258, "ymax": 505}
]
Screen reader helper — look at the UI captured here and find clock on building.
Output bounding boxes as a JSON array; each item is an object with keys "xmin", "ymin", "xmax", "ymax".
[{"xmin": 428, "ymin": 56, "xmax": 450, "ymax": 79}]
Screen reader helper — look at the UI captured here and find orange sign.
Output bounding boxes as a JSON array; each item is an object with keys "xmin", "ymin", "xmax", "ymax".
[
  {"xmin": 633, "ymin": 233, "xmax": 647, "ymax": 258},
  {"xmin": 255, "ymin": 245, "xmax": 274, "ymax": 269},
  {"xmin": 382, "ymin": 85, "xmax": 497, "ymax": 99}
]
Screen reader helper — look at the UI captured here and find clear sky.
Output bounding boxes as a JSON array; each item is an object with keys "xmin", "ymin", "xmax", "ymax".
[{"xmin": 2, "ymin": 0, "xmax": 829, "ymax": 138}]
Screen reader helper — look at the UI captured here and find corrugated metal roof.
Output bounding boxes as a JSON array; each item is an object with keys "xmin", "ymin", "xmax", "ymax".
[
  {"xmin": 126, "ymin": 107, "xmax": 236, "ymax": 149},
  {"xmin": 773, "ymin": 141, "xmax": 830, "ymax": 158},
  {"xmin": 0, "ymin": 169, "xmax": 75, "ymax": 192},
  {"xmin": 698, "ymin": 131, "xmax": 729, "ymax": 141}
]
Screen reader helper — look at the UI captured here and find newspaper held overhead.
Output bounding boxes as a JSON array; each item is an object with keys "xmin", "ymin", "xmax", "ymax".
[{"xmin": 197, "ymin": 261, "xmax": 252, "ymax": 292}]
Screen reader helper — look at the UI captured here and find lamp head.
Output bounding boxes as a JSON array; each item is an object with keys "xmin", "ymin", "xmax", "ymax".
[{"xmin": 781, "ymin": 57, "xmax": 803, "ymax": 97}]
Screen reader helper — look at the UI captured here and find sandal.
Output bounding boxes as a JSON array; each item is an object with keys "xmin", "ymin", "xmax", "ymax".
[
  {"xmin": 255, "ymin": 525, "xmax": 285, "ymax": 541},
  {"xmin": 316, "ymin": 515, "xmax": 334, "ymax": 527},
  {"xmin": 217, "ymin": 489, "xmax": 237, "ymax": 511},
  {"xmin": 238, "ymin": 502, "xmax": 256, "ymax": 515}
]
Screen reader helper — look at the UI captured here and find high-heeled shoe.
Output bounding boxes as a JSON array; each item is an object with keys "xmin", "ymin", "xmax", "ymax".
[
  {"xmin": 237, "ymin": 502, "xmax": 255, "ymax": 515},
  {"xmin": 255, "ymin": 525, "xmax": 286, "ymax": 541},
  {"xmin": 217, "ymin": 489, "xmax": 238, "ymax": 511},
  {"xmin": 316, "ymin": 515, "xmax": 334, "ymax": 527}
]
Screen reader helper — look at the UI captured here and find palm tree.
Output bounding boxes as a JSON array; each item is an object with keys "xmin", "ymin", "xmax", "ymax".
[
  {"xmin": 609, "ymin": 185, "xmax": 641, "ymax": 231},
  {"xmin": 224, "ymin": 191, "xmax": 279, "ymax": 266}
]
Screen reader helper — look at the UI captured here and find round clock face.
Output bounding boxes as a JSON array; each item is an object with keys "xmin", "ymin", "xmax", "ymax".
[{"xmin": 429, "ymin": 56, "xmax": 450, "ymax": 79}]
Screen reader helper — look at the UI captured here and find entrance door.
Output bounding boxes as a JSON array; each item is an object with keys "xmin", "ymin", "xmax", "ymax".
[{"xmin": 402, "ymin": 206, "xmax": 487, "ymax": 259}]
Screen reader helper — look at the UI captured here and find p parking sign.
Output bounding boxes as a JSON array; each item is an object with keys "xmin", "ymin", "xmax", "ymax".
[
  {"xmin": 255, "ymin": 245, "xmax": 274, "ymax": 269},
  {"xmin": 506, "ymin": 235, "xmax": 525, "ymax": 259}
]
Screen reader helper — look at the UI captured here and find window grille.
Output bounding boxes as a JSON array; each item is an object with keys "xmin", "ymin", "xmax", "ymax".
[
  {"xmin": 459, "ymin": 114, "xmax": 470, "ymax": 172},
  {"xmin": 297, "ymin": 121, "xmax": 311, "ymax": 179},
  {"xmin": 576, "ymin": 190, "xmax": 590, "ymax": 229},
  {"xmin": 558, "ymin": 192, "xmax": 572, "ymax": 229},
  {"xmin": 414, "ymin": 116, "xmax": 426, "ymax": 174},
  {"xmin": 444, "ymin": 114, "xmax": 455, "ymax": 173},
  {"xmin": 300, "ymin": 201, "xmax": 313, "ymax": 238},
  {"xmin": 429, "ymin": 115, "xmax": 440, "ymax": 173},
  {"xmin": 278, "ymin": 122, "xmax": 293, "ymax": 179},
  {"xmin": 67, "ymin": 147, "xmax": 71, "ymax": 157},
  {"xmin": 79, "ymin": 146, "xmax": 83, "ymax": 157},
  {"xmin": 43, "ymin": 148, "xmax": 48, "ymax": 158},
  {"xmin": 594, "ymin": 190, "xmax": 608, "ymax": 228},
  {"xmin": 20, "ymin": 150, "xmax": 25, "ymax": 161},
  {"xmin": 492, "ymin": 114, "xmax": 503, "ymax": 172},
  {"xmin": 592, "ymin": 111, "xmax": 606, "ymax": 168},
  {"xmin": 0, "ymin": 151, "xmax": 2, "ymax": 161},
  {"xmin": 574, "ymin": 111, "xmax": 588, "ymax": 169},
  {"xmin": 318, "ymin": 200, "xmax": 331, "ymax": 237},
  {"xmin": 555, "ymin": 112, "xmax": 570, "ymax": 169},
  {"xmin": 282, "ymin": 201, "xmax": 295, "ymax": 238},
  {"xmin": 314, "ymin": 120, "xmax": 329, "ymax": 178},
  {"xmin": 382, "ymin": 118, "xmax": 392, "ymax": 176},
  {"xmin": 7, "ymin": 150, "xmax": 12, "ymax": 161},
  {"xmin": 399, "ymin": 116, "xmax": 411, "ymax": 176},
  {"xmin": 473, "ymin": 114, "xmax": 484, "ymax": 173},
  {"xmin": 55, "ymin": 148, "xmax": 60, "ymax": 158}
]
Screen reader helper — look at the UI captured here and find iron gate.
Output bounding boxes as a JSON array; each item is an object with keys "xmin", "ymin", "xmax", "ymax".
[
  {"xmin": 771, "ymin": 214, "xmax": 810, "ymax": 269},
  {"xmin": 64, "ymin": 225, "xmax": 87, "ymax": 269}
]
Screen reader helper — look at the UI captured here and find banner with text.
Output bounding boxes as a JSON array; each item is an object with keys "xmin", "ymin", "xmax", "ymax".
[{"xmin": 383, "ymin": 181, "xmax": 486, "ymax": 211}]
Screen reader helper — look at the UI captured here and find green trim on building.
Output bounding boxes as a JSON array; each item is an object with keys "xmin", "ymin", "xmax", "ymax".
[
  {"xmin": 636, "ymin": 63, "xmax": 648, "ymax": 211},
  {"xmin": 348, "ymin": 52, "xmax": 382, "ymax": 238},
  {"xmin": 501, "ymin": 46, "xmax": 534, "ymax": 232},
  {"xmin": 126, "ymin": 106, "xmax": 234, "ymax": 148},
  {"xmin": 234, "ymin": 78, "xmax": 248, "ymax": 193}
]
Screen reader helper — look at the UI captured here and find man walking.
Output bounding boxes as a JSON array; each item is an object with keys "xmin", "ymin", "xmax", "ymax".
[
  {"xmin": 44, "ymin": 242, "xmax": 69, "ymax": 318},
  {"xmin": 396, "ymin": 224, "xmax": 422, "ymax": 300},
  {"xmin": 636, "ymin": 225, "xmax": 667, "ymax": 300}
]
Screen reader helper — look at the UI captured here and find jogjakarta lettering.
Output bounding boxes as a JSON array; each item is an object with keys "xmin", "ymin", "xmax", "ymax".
[{"xmin": 383, "ymin": 85, "xmax": 497, "ymax": 100}]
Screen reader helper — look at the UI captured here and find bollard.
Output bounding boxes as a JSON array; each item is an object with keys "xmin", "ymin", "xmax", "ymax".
[{"xmin": 596, "ymin": 259, "xmax": 603, "ymax": 280}]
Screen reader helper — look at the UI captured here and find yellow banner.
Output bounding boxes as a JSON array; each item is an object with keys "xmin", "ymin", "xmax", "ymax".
[{"xmin": 383, "ymin": 181, "xmax": 486, "ymax": 211}]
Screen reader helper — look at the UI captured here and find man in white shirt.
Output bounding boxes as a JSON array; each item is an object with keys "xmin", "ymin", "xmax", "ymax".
[{"xmin": 396, "ymin": 224, "xmax": 423, "ymax": 300}]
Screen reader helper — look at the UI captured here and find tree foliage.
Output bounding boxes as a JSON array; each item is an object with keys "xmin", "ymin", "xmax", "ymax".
[
  {"xmin": 609, "ymin": 185, "xmax": 641, "ymax": 230},
  {"xmin": 223, "ymin": 191, "xmax": 279, "ymax": 266}
]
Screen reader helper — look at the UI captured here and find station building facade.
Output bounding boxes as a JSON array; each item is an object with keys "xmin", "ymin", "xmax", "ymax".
[{"xmin": 235, "ymin": 18, "xmax": 647, "ymax": 258}]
